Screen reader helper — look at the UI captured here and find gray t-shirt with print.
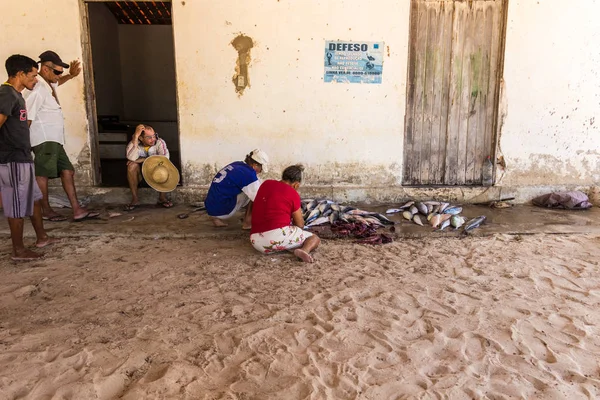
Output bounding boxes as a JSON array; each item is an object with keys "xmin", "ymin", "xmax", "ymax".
[{"xmin": 0, "ymin": 84, "xmax": 33, "ymax": 163}]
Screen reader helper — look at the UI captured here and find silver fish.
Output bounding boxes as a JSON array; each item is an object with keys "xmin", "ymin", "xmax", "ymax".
[
  {"xmin": 439, "ymin": 202, "xmax": 450, "ymax": 213},
  {"xmin": 363, "ymin": 217, "xmax": 384, "ymax": 227},
  {"xmin": 429, "ymin": 214, "xmax": 442, "ymax": 228},
  {"xmin": 451, "ymin": 215, "xmax": 466, "ymax": 229},
  {"xmin": 464, "ymin": 216, "xmax": 486, "ymax": 232},
  {"xmin": 351, "ymin": 215, "xmax": 368, "ymax": 224},
  {"xmin": 339, "ymin": 213, "xmax": 350, "ymax": 223},
  {"xmin": 443, "ymin": 206, "xmax": 463, "ymax": 215},
  {"xmin": 322, "ymin": 208, "xmax": 333, "ymax": 218},
  {"xmin": 386, "ymin": 208, "xmax": 403, "ymax": 214},
  {"xmin": 306, "ymin": 199, "xmax": 319, "ymax": 211},
  {"xmin": 398, "ymin": 200, "xmax": 414, "ymax": 209},
  {"xmin": 413, "ymin": 215, "xmax": 424, "ymax": 226},
  {"xmin": 305, "ymin": 209, "xmax": 321, "ymax": 224},
  {"xmin": 439, "ymin": 213, "xmax": 452, "ymax": 223},
  {"xmin": 317, "ymin": 202, "xmax": 332, "ymax": 214},
  {"xmin": 402, "ymin": 211, "xmax": 413, "ymax": 220},
  {"xmin": 416, "ymin": 202, "xmax": 428, "ymax": 215},
  {"xmin": 330, "ymin": 203, "xmax": 342, "ymax": 212},
  {"xmin": 306, "ymin": 216, "xmax": 329, "ymax": 227},
  {"xmin": 368, "ymin": 213, "xmax": 395, "ymax": 225},
  {"xmin": 347, "ymin": 209, "xmax": 371, "ymax": 216},
  {"xmin": 409, "ymin": 205, "xmax": 419, "ymax": 215},
  {"xmin": 424, "ymin": 201, "xmax": 441, "ymax": 206},
  {"xmin": 329, "ymin": 210, "xmax": 340, "ymax": 224},
  {"xmin": 438, "ymin": 219, "xmax": 451, "ymax": 231}
]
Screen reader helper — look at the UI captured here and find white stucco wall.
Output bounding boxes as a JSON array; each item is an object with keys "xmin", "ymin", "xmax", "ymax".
[
  {"xmin": 172, "ymin": 0, "xmax": 411, "ymax": 188},
  {"xmin": 0, "ymin": 0, "xmax": 597, "ymax": 202},
  {"xmin": 501, "ymin": 0, "xmax": 600, "ymax": 186},
  {"xmin": 0, "ymin": 0, "xmax": 90, "ymax": 183}
]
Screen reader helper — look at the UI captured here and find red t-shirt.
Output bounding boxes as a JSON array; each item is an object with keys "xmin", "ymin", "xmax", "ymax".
[{"xmin": 251, "ymin": 180, "xmax": 301, "ymax": 234}]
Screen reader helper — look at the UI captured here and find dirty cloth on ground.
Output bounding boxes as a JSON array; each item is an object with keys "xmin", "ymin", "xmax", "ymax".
[{"xmin": 532, "ymin": 191, "xmax": 592, "ymax": 210}]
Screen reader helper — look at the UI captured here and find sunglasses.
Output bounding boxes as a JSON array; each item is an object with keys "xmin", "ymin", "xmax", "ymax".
[{"xmin": 44, "ymin": 64, "xmax": 63, "ymax": 76}]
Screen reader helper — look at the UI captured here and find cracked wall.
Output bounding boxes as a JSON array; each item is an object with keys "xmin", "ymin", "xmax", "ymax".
[
  {"xmin": 231, "ymin": 35, "xmax": 253, "ymax": 94},
  {"xmin": 1, "ymin": 0, "xmax": 598, "ymax": 204},
  {"xmin": 173, "ymin": 0, "xmax": 411, "ymax": 191},
  {"xmin": 500, "ymin": 0, "xmax": 600, "ymax": 186},
  {"xmin": 0, "ymin": 0, "xmax": 91, "ymax": 186}
]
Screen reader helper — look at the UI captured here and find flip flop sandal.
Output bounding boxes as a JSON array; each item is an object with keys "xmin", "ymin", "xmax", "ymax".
[
  {"xmin": 11, "ymin": 255, "xmax": 44, "ymax": 261},
  {"xmin": 124, "ymin": 204, "xmax": 139, "ymax": 211},
  {"xmin": 73, "ymin": 211, "xmax": 101, "ymax": 222},
  {"xmin": 157, "ymin": 201, "xmax": 173, "ymax": 208},
  {"xmin": 42, "ymin": 215, "xmax": 68, "ymax": 222}
]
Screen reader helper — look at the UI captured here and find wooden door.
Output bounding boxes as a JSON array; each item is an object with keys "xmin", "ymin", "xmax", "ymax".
[{"xmin": 403, "ymin": 0, "xmax": 508, "ymax": 186}]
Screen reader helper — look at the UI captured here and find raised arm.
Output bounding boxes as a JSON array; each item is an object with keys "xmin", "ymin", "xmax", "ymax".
[
  {"xmin": 58, "ymin": 60, "xmax": 81, "ymax": 86},
  {"xmin": 126, "ymin": 124, "xmax": 145, "ymax": 162}
]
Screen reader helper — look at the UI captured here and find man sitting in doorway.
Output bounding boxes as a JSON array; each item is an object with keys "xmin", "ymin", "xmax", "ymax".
[
  {"xmin": 205, "ymin": 149, "xmax": 269, "ymax": 229},
  {"xmin": 250, "ymin": 164, "xmax": 320, "ymax": 263},
  {"xmin": 125, "ymin": 123, "xmax": 173, "ymax": 210}
]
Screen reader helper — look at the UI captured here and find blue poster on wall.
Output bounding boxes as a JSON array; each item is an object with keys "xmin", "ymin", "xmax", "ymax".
[{"xmin": 324, "ymin": 41, "xmax": 384, "ymax": 84}]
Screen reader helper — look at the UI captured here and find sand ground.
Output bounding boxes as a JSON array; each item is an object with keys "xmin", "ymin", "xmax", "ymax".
[{"xmin": 1, "ymin": 232, "xmax": 599, "ymax": 399}]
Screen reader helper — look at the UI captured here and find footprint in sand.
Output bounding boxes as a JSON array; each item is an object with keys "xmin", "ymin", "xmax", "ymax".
[
  {"xmin": 94, "ymin": 373, "xmax": 128, "ymax": 400},
  {"xmin": 141, "ymin": 363, "xmax": 170, "ymax": 383}
]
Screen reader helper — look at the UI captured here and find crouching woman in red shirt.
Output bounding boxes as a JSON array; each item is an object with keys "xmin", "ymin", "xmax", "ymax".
[{"xmin": 250, "ymin": 164, "xmax": 320, "ymax": 263}]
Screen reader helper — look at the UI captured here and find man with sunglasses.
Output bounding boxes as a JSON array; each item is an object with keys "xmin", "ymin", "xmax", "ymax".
[
  {"xmin": 125, "ymin": 123, "xmax": 172, "ymax": 210},
  {"xmin": 24, "ymin": 50, "xmax": 99, "ymax": 222}
]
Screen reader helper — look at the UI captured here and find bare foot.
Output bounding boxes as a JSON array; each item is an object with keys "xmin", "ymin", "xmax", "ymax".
[
  {"xmin": 211, "ymin": 217, "xmax": 228, "ymax": 227},
  {"xmin": 241, "ymin": 224, "xmax": 251, "ymax": 230},
  {"xmin": 35, "ymin": 237, "xmax": 61, "ymax": 248},
  {"xmin": 294, "ymin": 249, "xmax": 314, "ymax": 263},
  {"xmin": 12, "ymin": 249, "xmax": 44, "ymax": 261}
]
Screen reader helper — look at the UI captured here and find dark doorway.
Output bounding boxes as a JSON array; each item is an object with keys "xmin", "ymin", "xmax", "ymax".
[{"xmin": 86, "ymin": 1, "xmax": 180, "ymax": 187}]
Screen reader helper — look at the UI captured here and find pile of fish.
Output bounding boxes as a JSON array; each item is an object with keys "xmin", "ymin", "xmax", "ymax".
[
  {"xmin": 302, "ymin": 199, "xmax": 394, "ymax": 245},
  {"xmin": 302, "ymin": 199, "xmax": 394, "ymax": 228},
  {"xmin": 386, "ymin": 200, "xmax": 486, "ymax": 233},
  {"xmin": 301, "ymin": 198, "xmax": 487, "ymax": 237}
]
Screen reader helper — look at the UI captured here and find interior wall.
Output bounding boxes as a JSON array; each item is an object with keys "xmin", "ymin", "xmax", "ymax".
[
  {"xmin": 88, "ymin": 3, "xmax": 124, "ymax": 118},
  {"xmin": 118, "ymin": 25, "xmax": 178, "ymax": 124}
]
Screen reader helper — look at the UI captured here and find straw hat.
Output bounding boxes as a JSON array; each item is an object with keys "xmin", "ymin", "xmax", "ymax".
[{"xmin": 142, "ymin": 156, "xmax": 180, "ymax": 192}]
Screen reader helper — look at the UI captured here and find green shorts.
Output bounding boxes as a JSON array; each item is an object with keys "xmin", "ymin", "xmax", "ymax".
[{"xmin": 32, "ymin": 142, "xmax": 74, "ymax": 179}]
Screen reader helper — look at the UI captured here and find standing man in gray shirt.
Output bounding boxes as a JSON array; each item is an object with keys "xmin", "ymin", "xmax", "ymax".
[{"xmin": 0, "ymin": 55, "xmax": 59, "ymax": 261}]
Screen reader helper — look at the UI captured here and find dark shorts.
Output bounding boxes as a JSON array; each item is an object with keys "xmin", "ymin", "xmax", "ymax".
[
  {"xmin": 32, "ymin": 142, "xmax": 74, "ymax": 178},
  {"xmin": 0, "ymin": 162, "xmax": 43, "ymax": 218}
]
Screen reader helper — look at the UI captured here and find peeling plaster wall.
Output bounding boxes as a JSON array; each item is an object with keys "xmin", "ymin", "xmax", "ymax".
[
  {"xmin": 0, "ymin": 0, "xmax": 91, "ymax": 185},
  {"xmin": 1, "ymin": 0, "xmax": 598, "ymax": 204},
  {"xmin": 501, "ymin": 0, "xmax": 600, "ymax": 186},
  {"xmin": 172, "ymin": 0, "xmax": 410, "ymax": 189}
]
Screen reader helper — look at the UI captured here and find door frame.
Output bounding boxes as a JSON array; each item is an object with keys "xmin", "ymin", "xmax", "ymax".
[{"xmin": 78, "ymin": 0, "xmax": 176, "ymax": 186}]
